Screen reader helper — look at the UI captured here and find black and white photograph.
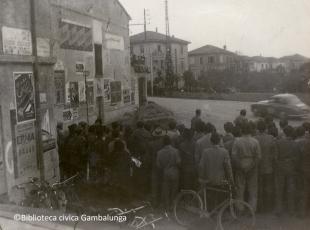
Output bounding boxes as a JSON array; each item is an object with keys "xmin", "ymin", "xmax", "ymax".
[{"xmin": 0, "ymin": 0, "xmax": 310, "ymax": 229}]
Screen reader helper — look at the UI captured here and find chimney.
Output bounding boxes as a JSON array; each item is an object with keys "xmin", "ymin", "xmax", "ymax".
[
  {"xmin": 223, "ymin": 45, "xmax": 227, "ymax": 50},
  {"xmin": 156, "ymin": 27, "xmax": 158, "ymax": 33}
]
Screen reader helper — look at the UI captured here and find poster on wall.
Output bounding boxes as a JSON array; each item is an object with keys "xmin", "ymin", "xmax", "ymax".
[
  {"xmin": 59, "ymin": 19, "xmax": 93, "ymax": 52},
  {"xmin": 54, "ymin": 71, "xmax": 66, "ymax": 104},
  {"xmin": 2, "ymin": 26, "xmax": 32, "ymax": 55},
  {"xmin": 37, "ymin": 38, "xmax": 50, "ymax": 57},
  {"xmin": 69, "ymin": 82, "xmax": 79, "ymax": 106},
  {"xmin": 41, "ymin": 109, "xmax": 51, "ymax": 133},
  {"xmin": 76, "ymin": 62, "xmax": 85, "ymax": 74},
  {"xmin": 86, "ymin": 80, "xmax": 94, "ymax": 105},
  {"xmin": 14, "ymin": 121, "xmax": 37, "ymax": 179},
  {"xmin": 78, "ymin": 81, "xmax": 86, "ymax": 102},
  {"xmin": 123, "ymin": 89, "xmax": 131, "ymax": 104},
  {"xmin": 95, "ymin": 78, "xmax": 104, "ymax": 97},
  {"xmin": 105, "ymin": 33, "xmax": 124, "ymax": 50},
  {"xmin": 42, "ymin": 138, "xmax": 59, "ymax": 182},
  {"xmin": 104, "ymin": 79, "xmax": 111, "ymax": 102},
  {"xmin": 14, "ymin": 72, "xmax": 36, "ymax": 123},
  {"xmin": 110, "ymin": 81, "xmax": 122, "ymax": 104}
]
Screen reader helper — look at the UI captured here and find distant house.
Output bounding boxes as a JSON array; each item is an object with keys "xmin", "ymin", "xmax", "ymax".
[
  {"xmin": 130, "ymin": 31, "xmax": 190, "ymax": 79},
  {"xmin": 188, "ymin": 45, "xmax": 241, "ymax": 79},
  {"xmin": 279, "ymin": 54, "xmax": 310, "ymax": 72},
  {"xmin": 245, "ymin": 54, "xmax": 309, "ymax": 73}
]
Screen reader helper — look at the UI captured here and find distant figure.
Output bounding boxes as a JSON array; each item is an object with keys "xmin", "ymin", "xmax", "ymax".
[
  {"xmin": 157, "ymin": 136, "xmax": 181, "ymax": 212},
  {"xmin": 232, "ymin": 122, "xmax": 261, "ymax": 212},
  {"xmin": 234, "ymin": 109, "xmax": 248, "ymax": 127},
  {"xmin": 191, "ymin": 109, "xmax": 202, "ymax": 131}
]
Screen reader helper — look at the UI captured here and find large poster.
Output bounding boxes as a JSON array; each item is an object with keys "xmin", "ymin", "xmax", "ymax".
[
  {"xmin": 78, "ymin": 81, "xmax": 86, "ymax": 102},
  {"xmin": 54, "ymin": 71, "xmax": 65, "ymax": 104},
  {"xmin": 105, "ymin": 33, "xmax": 124, "ymax": 50},
  {"xmin": 104, "ymin": 79, "xmax": 111, "ymax": 102},
  {"xmin": 123, "ymin": 89, "xmax": 131, "ymax": 104},
  {"xmin": 2, "ymin": 26, "xmax": 32, "ymax": 55},
  {"xmin": 14, "ymin": 121, "xmax": 37, "ymax": 179},
  {"xmin": 110, "ymin": 81, "xmax": 122, "ymax": 104},
  {"xmin": 59, "ymin": 19, "xmax": 92, "ymax": 52},
  {"xmin": 14, "ymin": 72, "xmax": 36, "ymax": 123},
  {"xmin": 69, "ymin": 82, "xmax": 79, "ymax": 106},
  {"xmin": 43, "ymin": 139, "xmax": 59, "ymax": 182},
  {"xmin": 86, "ymin": 80, "xmax": 94, "ymax": 105}
]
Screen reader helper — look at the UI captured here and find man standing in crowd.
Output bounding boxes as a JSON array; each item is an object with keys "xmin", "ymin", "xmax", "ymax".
[
  {"xmin": 223, "ymin": 122, "xmax": 234, "ymax": 144},
  {"xmin": 191, "ymin": 109, "xmax": 202, "ymax": 131},
  {"xmin": 167, "ymin": 120, "xmax": 180, "ymax": 147},
  {"xmin": 130, "ymin": 121, "xmax": 152, "ymax": 197},
  {"xmin": 275, "ymin": 126, "xmax": 299, "ymax": 216},
  {"xmin": 178, "ymin": 128, "xmax": 196, "ymax": 190},
  {"xmin": 254, "ymin": 120, "xmax": 276, "ymax": 213},
  {"xmin": 157, "ymin": 136, "xmax": 181, "ymax": 212},
  {"xmin": 199, "ymin": 132, "xmax": 234, "ymax": 185},
  {"xmin": 194, "ymin": 123, "xmax": 214, "ymax": 166},
  {"xmin": 232, "ymin": 122, "xmax": 261, "ymax": 212},
  {"xmin": 234, "ymin": 109, "xmax": 248, "ymax": 127},
  {"xmin": 149, "ymin": 124, "xmax": 166, "ymax": 207},
  {"xmin": 300, "ymin": 135, "xmax": 310, "ymax": 217}
]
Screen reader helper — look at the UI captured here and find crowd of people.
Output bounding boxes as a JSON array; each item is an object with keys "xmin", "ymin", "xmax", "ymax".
[{"xmin": 56, "ymin": 109, "xmax": 310, "ymax": 217}]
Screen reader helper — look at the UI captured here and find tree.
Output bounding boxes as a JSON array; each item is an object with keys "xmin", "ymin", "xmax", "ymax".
[{"xmin": 183, "ymin": 70, "xmax": 196, "ymax": 92}]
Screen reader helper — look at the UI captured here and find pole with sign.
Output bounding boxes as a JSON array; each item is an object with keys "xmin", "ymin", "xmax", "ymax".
[{"xmin": 84, "ymin": 70, "xmax": 90, "ymax": 124}]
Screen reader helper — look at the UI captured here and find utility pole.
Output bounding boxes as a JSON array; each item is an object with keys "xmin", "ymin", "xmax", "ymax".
[
  {"xmin": 30, "ymin": 0, "xmax": 44, "ymax": 180},
  {"xmin": 84, "ymin": 70, "xmax": 90, "ymax": 124},
  {"xmin": 165, "ymin": 0, "xmax": 173, "ymax": 89},
  {"xmin": 144, "ymin": 8, "xmax": 147, "ymax": 40}
]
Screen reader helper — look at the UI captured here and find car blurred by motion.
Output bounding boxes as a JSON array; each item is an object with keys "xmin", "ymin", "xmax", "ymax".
[{"xmin": 251, "ymin": 94, "xmax": 310, "ymax": 119}]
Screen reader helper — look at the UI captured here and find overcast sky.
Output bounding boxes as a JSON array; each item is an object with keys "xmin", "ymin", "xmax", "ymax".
[{"xmin": 120, "ymin": 0, "xmax": 310, "ymax": 58}]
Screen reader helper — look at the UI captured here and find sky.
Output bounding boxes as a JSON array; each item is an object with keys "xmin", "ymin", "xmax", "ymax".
[{"xmin": 119, "ymin": 0, "xmax": 310, "ymax": 58}]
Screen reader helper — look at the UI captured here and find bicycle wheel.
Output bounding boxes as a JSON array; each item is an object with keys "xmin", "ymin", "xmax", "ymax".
[
  {"xmin": 218, "ymin": 199, "xmax": 255, "ymax": 230},
  {"xmin": 173, "ymin": 190, "xmax": 203, "ymax": 226}
]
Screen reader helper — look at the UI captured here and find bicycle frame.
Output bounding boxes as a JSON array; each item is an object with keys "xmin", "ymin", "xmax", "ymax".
[{"xmin": 180, "ymin": 183, "xmax": 233, "ymax": 218}]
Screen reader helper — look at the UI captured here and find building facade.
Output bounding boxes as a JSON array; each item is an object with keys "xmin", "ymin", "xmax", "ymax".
[
  {"xmin": 130, "ymin": 31, "xmax": 190, "ymax": 80},
  {"xmin": 189, "ymin": 45, "xmax": 240, "ymax": 79},
  {"xmin": 0, "ymin": 0, "xmax": 139, "ymax": 198}
]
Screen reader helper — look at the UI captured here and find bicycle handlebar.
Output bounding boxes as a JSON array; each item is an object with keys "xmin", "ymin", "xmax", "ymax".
[{"xmin": 51, "ymin": 173, "xmax": 79, "ymax": 188}]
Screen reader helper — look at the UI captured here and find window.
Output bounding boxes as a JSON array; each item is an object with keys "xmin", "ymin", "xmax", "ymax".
[
  {"xmin": 208, "ymin": 56, "xmax": 214, "ymax": 64},
  {"xmin": 94, "ymin": 44, "xmax": 103, "ymax": 76},
  {"xmin": 181, "ymin": 45, "xmax": 184, "ymax": 55},
  {"xmin": 181, "ymin": 60, "xmax": 184, "ymax": 72},
  {"xmin": 161, "ymin": 60, "xmax": 164, "ymax": 69},
  {"xmin": 140, "ymin": 45, "xmax": 144, "ymax": 54},
  {"xmin": 200, "ymin": 57, "xmax": 203, "ymax": 65},
  {"xmin": 157, "ymin": 44, "xmax": 162, "ymax": 52}
]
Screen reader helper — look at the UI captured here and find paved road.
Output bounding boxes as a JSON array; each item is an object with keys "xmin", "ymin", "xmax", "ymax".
[{"xmin": 149, "ymin": 97, "xmax": 303, "ymax": 133}]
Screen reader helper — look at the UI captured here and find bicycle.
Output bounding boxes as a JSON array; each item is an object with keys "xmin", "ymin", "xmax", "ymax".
[
  {"xmin": 12, "ymin": 177, "xmax": 54, "ymax": 209},
  {"xmin": 107, "ymin": 202, "xmax": 164, "ymax": 229},
  {"xmin": 173, "ymin": 181, "xmax": 255, "ymax": 230}
]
